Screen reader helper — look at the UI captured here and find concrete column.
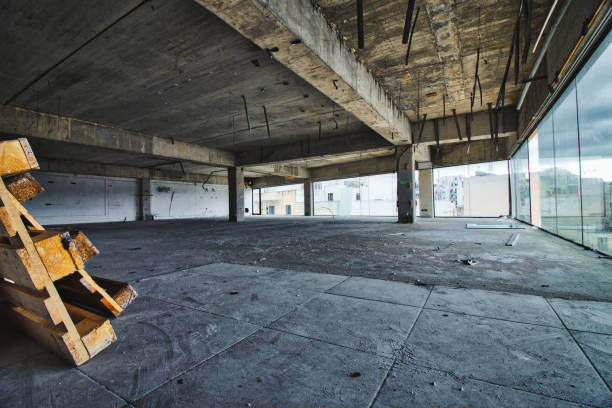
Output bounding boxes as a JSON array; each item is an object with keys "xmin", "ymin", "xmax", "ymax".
[
  {"xmin": 418, "ymin": 169, "xmax": 434, "ymax": 218},
  {"xmin": 228, "ymin": 167, "xmax": 245, "ymax": 222},
  {"xmin": 397, "ymin": 147, "xmax": 417, "ymax": 223},
  {"xmin": 140, "ymin": 177, "xmax": 153, "ymax": 221},
  {"xmin": 303, "ymin": 179, "xmax": 314, "ymax": 216}
]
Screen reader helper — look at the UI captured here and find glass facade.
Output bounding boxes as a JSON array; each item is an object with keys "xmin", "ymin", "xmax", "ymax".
[
  {"xmin": 314, "ymin": 173, "xmax": 398, "ymax": 216},
  {"xmin": 433, "ymin": 161, "xmax": 509, "ymax": 217},
  {"xmin": 510, "ymin": 29, "xmax": 612, "ymax": 256}
]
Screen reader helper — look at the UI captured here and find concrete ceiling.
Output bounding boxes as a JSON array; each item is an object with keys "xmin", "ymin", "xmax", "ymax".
[
  {"xmin": 315, "ymin": 0, "xmax": 553, "ymax": 120},
  {"xmin": 0, "ymin": 0, "xmax": 375, "ymax": 159},
  {"xmin": 0, "ymin": 0, "xmax": 547, "ymax": 183}
]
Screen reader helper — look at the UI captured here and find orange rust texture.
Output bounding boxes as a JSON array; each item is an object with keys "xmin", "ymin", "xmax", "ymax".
[
  {"xmin": 69, "ymin": 231, "xmax": 100, "ymax": 263},
  {"xmin": 4, "ymin": 173, "xmax": 44, "ymax": 202}
]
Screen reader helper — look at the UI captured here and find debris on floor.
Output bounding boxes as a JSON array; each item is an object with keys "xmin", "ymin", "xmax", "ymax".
[
  {"xmin": 505, "ymin": 233, "xmax": 520, "ymax": 246},
  {"xmin": 466, "ymin": 223, "xmax": 525, "ymax": 229}
]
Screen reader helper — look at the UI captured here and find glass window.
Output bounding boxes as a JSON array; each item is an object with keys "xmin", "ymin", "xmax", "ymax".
[
  {"xmin": 553, "ymin": 84, "xmax": 582, "ymax": 243},
  {"xmin": 259, "ymin": 184, "xmax": 304, "ymax": 216},
  {"xmin": 434, "ymin": 165, "xmax": 469, "ymax": 216},
  {"xmin": 528, "ymin": 113, "xmax": 558, "ymax": 232},
  {"xmin": 313, "ymin": 173, "xmax": 398, "ymax": 216},
  {"xmin": 576, "ymin": 29, "xmax": 612, "ymax": 255},
  {"xmin": 515, "ymin": 143, "xmax": 531, "ymax": 223},
  {"xmin": 434, "ymin": 161, "xmax": 509, "ymax": 217}
]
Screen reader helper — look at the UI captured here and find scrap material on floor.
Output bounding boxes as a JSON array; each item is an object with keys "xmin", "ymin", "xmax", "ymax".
[
  {"xmin": 466, "ymin": 223, "xmax": 526, "ymax": 229},
  {"xmin": 0, "ymin": 139, "xmax": 137, "ymax": 366}
]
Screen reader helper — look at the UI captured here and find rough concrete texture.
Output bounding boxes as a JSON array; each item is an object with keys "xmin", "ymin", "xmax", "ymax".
[
  {"xmin": 1, "ymin": 217, "xmax": 611, "ymax": 407},
  {"xmin": 79, "ymin": 217, "xmax": 612, "ymax": 301}
]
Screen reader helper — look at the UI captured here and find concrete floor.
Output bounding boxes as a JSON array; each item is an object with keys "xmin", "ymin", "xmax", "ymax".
[{"xmin": 1, "ymin": 217, "xmax": 612, "ymax": 407}]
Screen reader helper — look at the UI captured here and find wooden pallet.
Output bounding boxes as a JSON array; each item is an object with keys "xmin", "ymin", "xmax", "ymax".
[{"xmin": 0, "ymin": 139, "xmax": 136, "ymax": 365}]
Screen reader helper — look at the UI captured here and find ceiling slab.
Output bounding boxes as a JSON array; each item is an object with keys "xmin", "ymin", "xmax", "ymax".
[
  {"xmin": 194, "ymin": 0, "xmax": 413, "ymax": 144},
  {"xmin": 315, "ymin": 0, "xmax": 553, "ymax": 120}
]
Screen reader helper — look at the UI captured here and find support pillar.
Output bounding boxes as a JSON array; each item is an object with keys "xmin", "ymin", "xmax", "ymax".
[
  {"xmin": 140, "ymin": 177, "xmax": 153, "ymax": 221},
  {"xmin": 228, "ymin": 167, "xmax": 245, "ymax": 222},
  {"xmin": 303, "ymin": 179, "xmax": 313, "ymax": 216},
  {"xmin": 397, "ymin": 147, "xmax": 417, "ymax": 223},
  {"xmin": 418, "ymin": 169, "xmax": 434, "ymax": 218}
]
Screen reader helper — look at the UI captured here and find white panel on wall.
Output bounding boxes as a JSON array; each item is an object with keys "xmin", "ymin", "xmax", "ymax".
[
  {"xmin": 151, "ymin": 181, "xmax": 228, "ymax": 219},
  {"xmin": 24, "ymin": 172, "xmax": 139, "ymax": 225}
]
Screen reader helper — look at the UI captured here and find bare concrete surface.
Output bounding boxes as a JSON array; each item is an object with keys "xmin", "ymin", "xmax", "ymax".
[
  {"xmin": 78, "ymin": 217, "xmax": 612, "ymax": 301},
  {"xmin": 1, "ymin": 218, "xmax": 611, "ymax": 407}
]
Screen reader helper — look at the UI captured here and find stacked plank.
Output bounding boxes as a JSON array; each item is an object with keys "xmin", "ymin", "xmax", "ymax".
[{"xmin": 0, "ymin": 138, "xmax": 137, "ymax": 365}]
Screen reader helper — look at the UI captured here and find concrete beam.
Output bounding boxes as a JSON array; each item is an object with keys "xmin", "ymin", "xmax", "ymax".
[
  {"xmin": 237, "ymin": 132, "xmax": 392, "ymax": 166},
  {"xmin": 0, "ymin": 105, "xmax": 235, "ymax": 167},
  {"xmin": 310, "ymin": 155, "xmax": 395, "ymax": 182},
  {"xmin": 416, "ymin": 106, "xmax": 517, "ymax": 145},
  {"xmin": 428, "ymin": 136, "xmax": 517, "ymax": 169},
  {"xmin": 194, "ymin": 0, "xmax": 412, "ymax": 145},
  {"xmin": 36, "ymin": 158, "xmax": 228, "ymax": 185},
  {"xmin": 249, "ymin": 176, "xmax": 302, "ymax": 189},
  {"xmin": 245, "ymin": 163, "xmax": 309, "ymax": 179}
]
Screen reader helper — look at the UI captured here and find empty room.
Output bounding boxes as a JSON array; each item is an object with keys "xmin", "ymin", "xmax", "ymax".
[{"xmin": 1, "ymin": 0, "xmax": 611, "ymax": 407}]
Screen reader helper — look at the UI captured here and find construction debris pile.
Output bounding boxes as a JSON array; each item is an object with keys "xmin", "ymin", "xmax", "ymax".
[{"xmin": 0, "ymin": 138, "xmax": 136, "ymax": 365}]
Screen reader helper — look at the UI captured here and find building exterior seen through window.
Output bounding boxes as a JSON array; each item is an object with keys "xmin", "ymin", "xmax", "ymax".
[
  {"xmin": 434, "ymin": 161, "xmax": 510, "ymax": 217},
  {"xmin": 509, "ymin": 28, "xmax": 612, "ymax": 256}
]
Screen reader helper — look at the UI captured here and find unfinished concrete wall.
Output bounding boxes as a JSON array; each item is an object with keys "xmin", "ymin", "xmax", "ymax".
[
  {"xmin": 25, "ymin": 172, "xmax": 139, "ymax": 225},
  {"xmin": 150, "ymin": 180, "xmax": 228, "ymax": 220}
]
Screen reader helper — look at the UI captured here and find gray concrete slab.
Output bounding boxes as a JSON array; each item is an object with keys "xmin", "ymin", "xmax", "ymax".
[
  {"xmin": 0, "ymin": 325, "xmax": 44, "ymax": 369},
  {"xmin": 136, "ymin": 329, "xmax": 391, "ymax": 407},
  {"xmin": 400, "ymin": 309, "xmax": 612, "ymax": 407},
  {"xmin": 181, "ymin": 263, "xmax": 348, "ymax": 292},
  {"xmin": 549, "ymin": 298, "xmax": 612, "ymax": 334},
  {"xmin": 135, "ymin": 268, "xmax": 321, "ymax": 325},
  {"xmin": 80, "ymin": 218, "xmax": 612, "ymax": 302},
  {"xmin": 263, "ymin": 269, "xmax": 349, "ymax": 292},
  {"xmin": 175, "ymin": 263, "xmax": 280, "ymax": 280},
  {"xmin": 80, "ymin": 301, "xmax": 258, "ymax": 401},
  {"xmin": 270, "ymin": 293, "xmax": 420, "ymax": 358},
  {"xmin": 572, "ymin": 331, "xmax": 612, "ymax": 390},
  {"xmin": 328, "ymin": 276, "xmax": 431, "ymax": 307},
  {"xmin": 0, "ymin": 353, "xmax": 126, "ymax": 408},
  {"xmin": 426, "ymin": 287, "xmax": 562, "ymax": 327},
  {"xmin": 373, "ymin": 362, "xmax": 583, "ymax": 408}
]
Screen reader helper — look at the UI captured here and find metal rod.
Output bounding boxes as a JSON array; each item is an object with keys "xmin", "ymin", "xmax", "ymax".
[
  {"xmin": 465, "ymin": 113, "xmax": 472, "ymax": 147},
  {"xmin": 517, "ymin": 0, "xmax": 571, "ymax": 110},
  {"xmin": 417, "ymin": 113, "xmax": 427, "ymax": 143},
  {"xmin": 357, "ymin": 0, "xmax": 364, "ymax": 49},
  {"xmin": 522, "ymin": 0, "xmax": 531, "ymax": 64},
  {"xmin": 263, "ymin": 105, "xmax": 271, "ymax": 139},
  {"xmin": 405, "ymin": 7, "xmax": 420, "ymax": 65},
  {"xmin": 487, "ymin": 103, "xmax": 494, "ymax": 140},
  {"xmin": 402, "ymin": 0, "xmax": 416, "ymax": 44},
  {"xmin": 442, "ymin": 94, "xmax": 446, "ymax": 126},
  {"xmin": 433, "ymin": 118, "xmax": 440, "ymax": 153},
  {"xmin": 452, "ymin": 109, "xmax": 462, "ymax": 141},
  {"xmin": 241, "ymin": 95, "xmax": 251, "ymax": 135}
]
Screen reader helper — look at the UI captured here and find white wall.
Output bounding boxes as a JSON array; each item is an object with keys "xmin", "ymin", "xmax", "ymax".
[
  {"xmin": 151, "ymin": 180, "xmax": 228, "ymax": 219},
  {"xmin": 25, "ymin": 172, "xmax": 139, "ymax": 225}
]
